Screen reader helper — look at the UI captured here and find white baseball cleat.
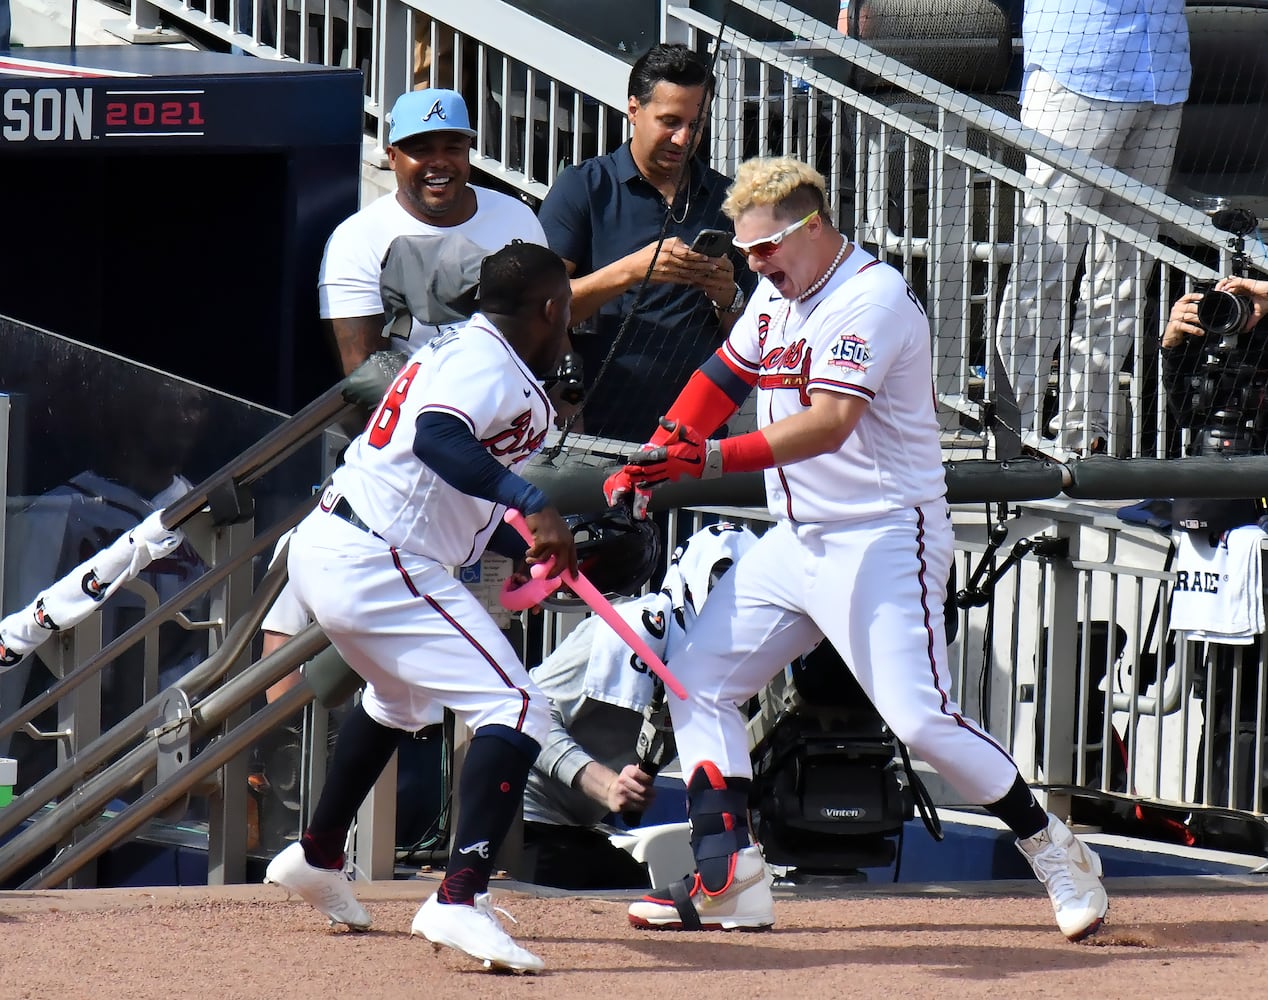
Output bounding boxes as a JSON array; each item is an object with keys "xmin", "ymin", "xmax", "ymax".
[
  {"xmin": 628, "ymin": 845, "xmax": 775, "ymax": 931},
  {"xmin": 1017, "ymin": 813, "xmax": 1109, "ymax": 941},
  {"xmin": 264, "ymin": 842, "xmax": 372, "ymax": 931},
  {"xmin": 411, "ymin": 893, "xmax": 545, "ymax": 974}
]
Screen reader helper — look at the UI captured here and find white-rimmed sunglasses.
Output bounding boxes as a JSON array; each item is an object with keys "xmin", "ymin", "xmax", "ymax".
[{"xmin": 732, "ymin": 210, "xmax": 819, "ymax": 259}]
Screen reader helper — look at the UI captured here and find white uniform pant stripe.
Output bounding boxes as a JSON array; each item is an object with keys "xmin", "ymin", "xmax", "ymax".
[
  {"xmin": 669, "ymin": 500, "xmax": 1019, "ymax": 805},
  {"xmin": 287, "ymin": 512, "xmax": 548, "ymax": 744},
  {"xmin": 422, "ymin": 592, "xmax": 532, "ymax": 732}
]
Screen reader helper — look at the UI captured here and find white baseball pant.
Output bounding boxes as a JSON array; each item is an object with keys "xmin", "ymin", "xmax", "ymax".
[
  {"xmin": 286, "ymin": 509, "xmax": 549, "ymax": 745},
  {"xmin": 997, "ymin": 69, "xmax": 1183, "ymax": 451},
  {"xmin": 669, "ymin": 499, "xmax": 1020, "ymax": 806}
]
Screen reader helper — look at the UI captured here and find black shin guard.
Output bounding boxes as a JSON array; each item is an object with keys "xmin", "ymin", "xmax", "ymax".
[
  {"xmin": 686, "ymin": 762, "xmax": 752, "ymax": 894},
  {"xmin": 440, "ymin": 724, "xmax": 540, "ymax": 904},
  {"xmin": 303, "ymin": 700, "xmax": 401, "ymax": 868}
]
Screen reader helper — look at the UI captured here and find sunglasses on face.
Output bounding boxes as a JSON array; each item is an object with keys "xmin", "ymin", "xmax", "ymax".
[{"xmin": 732, "ymin": 210, "xmax": 819, "ymax": 259}]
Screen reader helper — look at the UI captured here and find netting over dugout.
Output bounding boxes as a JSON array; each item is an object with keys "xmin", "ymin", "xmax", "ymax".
[{"xmin": 479, "ymin": 0, "xmax": 1268, "ymax": 471}]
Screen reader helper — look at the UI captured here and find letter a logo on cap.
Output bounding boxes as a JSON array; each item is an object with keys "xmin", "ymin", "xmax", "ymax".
[{"xmin": 388, "ymin": 89, "xmax": 476, "ymax": 144}]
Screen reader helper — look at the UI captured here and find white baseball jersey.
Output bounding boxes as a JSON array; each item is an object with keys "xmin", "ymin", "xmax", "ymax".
[
  {"xmin": 332, "ymin": 314, "xmax": 555, "ymax": 568},
  {"xmin": 722, "ymin": 246, "xmax": 947, "ymax": 524},
  {"xmin": 318, "ymin": 186, "xmax": 546, "ymax": 355}
]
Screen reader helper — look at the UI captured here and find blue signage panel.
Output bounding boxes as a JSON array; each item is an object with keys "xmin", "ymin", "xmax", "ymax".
[{"xmin": 1, "ymin": 50, "xmax": 363, "ymax": 149}]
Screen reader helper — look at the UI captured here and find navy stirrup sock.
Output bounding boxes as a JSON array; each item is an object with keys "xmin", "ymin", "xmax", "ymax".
[
  {"xmin": 303, "ymin": 701, "xmax": 401, "ymax": 869},
  {"xmin": 439, "ymin": 724, "xmax": 540, "ymax": 904}
]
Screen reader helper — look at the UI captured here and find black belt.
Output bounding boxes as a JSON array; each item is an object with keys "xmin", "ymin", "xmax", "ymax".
[{"xmin": 330, "ymin": 496, "xmax": 380, "ymax": 537}]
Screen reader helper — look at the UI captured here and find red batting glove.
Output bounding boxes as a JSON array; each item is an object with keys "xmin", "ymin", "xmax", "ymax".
[
  {"xmin": 602, "ymin": 464, "xmax": 654, "ymax": 519},
  {"xmin": 625, "ymin": 418, "xmax": 710, "ymax": 487}
]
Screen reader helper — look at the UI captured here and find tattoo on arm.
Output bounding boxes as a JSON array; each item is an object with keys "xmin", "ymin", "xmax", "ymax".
[{"xmin": 328, "ymin": 315, "xmax": 386, "ymax": 375}]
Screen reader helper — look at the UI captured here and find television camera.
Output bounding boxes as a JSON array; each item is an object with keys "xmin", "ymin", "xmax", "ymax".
[{"xmin": 747, "ymin": 643, "xmax": 939, "ymax": 879}]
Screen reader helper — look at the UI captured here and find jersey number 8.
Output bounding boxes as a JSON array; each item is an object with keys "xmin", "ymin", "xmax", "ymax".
[{"xmin": 367, "ymin": 362, "xmax": 421, "ymax": 449}]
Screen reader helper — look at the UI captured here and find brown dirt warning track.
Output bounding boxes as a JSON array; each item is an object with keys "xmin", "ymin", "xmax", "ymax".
[{"xmin": 2, "ymin": 873, "xmax": 1266, "ymax": 1000}]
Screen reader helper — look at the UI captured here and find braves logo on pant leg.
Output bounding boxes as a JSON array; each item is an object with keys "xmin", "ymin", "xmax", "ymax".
[
  {"xmin": 0, "ymin": 635, "xmax": 23, "ymax": 667},
  {"xmin": 34, "ymin": 598, "xmax": 60, "ymax": 632},
  {"xmin": 81, "ymin": 569, "xmax": 110, "ymax": 601}
]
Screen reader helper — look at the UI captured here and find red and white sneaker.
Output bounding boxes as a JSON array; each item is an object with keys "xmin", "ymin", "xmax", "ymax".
[{"xmin": 628, "ymin": 845, "xmax": 774, "ymax": 931}]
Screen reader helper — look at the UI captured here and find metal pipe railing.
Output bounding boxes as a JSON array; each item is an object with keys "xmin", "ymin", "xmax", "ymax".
[
  {"xmin": 120, "ymin": 0, "xmax": 1249, "ymax": 463},
  {"xmin": 0, "ymin": 622, "xmax": 329, "ymax": 886},
  {"xmin": 0, "ymin": 352, "xmax": 404, "ymax": 884},
  {"xmin": 0, "ymin": 358, "xmax": 406, "ymax": 885},
  {"xmin": 0, "ymin": 536, "xmax": 293, "ymax": 847},
  {"xmin": 716, "ymin": 0, "xmax": 1261, "ymax": 267},
  {"xmin": 20, "ymin": 676, "xmax": 318, "ymax": 890},
  {"xmin": 160, "ymin": 381, "xmax": 356, "ymax": 532}
]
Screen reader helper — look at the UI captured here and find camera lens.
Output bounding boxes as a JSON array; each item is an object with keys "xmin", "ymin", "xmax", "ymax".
[
  {"xmin": 1197, "ymin": 289, "xmax": 1254, "ymax": 337},
  {"xmin": 1208, "ymin": 406, "xmax": 1243, "ymax": 428}
]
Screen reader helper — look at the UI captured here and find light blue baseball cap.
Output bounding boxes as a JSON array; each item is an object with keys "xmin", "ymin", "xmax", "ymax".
[{"xmin": 387, "ymin": 88, "xmax": 477, "ymax": 145}]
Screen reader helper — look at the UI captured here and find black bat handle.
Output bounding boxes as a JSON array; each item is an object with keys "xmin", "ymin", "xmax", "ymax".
[{"xmin": 619, "ymin": 759, "xmax": 663, "ymax": 828}]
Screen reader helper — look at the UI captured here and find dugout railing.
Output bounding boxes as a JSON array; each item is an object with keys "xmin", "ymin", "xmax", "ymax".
[
  {"xmin": 0, "ymin": 318, "xmax": 345, "ymax": 889},
  {"xmin": 658, "ymin": 500, "xmax": 1267, "ymax": 856},
  {"xmin": 119, "ymin": 0, "xmax": 1268, "ymax": 462}
]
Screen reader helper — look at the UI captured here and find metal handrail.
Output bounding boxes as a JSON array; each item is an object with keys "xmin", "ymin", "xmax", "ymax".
[
  {"xmin": 0, "ymin": 506, "xmax": 304, "ymax": 750},
  {"xmin": 160, "ymin": 381, "xmax": 356, "ymax": 532},
  {"xmin": 1, "ymin": 621, "xmax": 327, "ymax": 887},
  {"xmin": 0, "ymin": 362, "xmax": 379, "ymax": 873},
  {"xmin": 0, "ymin": 366, "xmax": 357, "ymax": 753},
  {"xmin": 676, "ymin": 1, "xmax": 1232, "ymax": 278},
  {"xmin": 0, "ymin": 532, "xmax": 293, "ymax": 848},
  {"xmin": 717, "ymin": 0, "xmax": 1260, "ymax": 268},
  {"xmin": 20, "ymin": 673, "xmax": 319, "ymax": 890}
]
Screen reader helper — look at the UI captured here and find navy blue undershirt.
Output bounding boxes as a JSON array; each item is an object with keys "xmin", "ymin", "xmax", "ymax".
[{"xmin": 413, "ymin": 410, "xmax": 545, "ymax": 560}]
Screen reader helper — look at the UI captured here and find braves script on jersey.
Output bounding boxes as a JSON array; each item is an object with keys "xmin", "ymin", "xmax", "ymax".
[
  {"xmin": 721, "ymin": 246, "xmax": 946, "ymax": 523},
  {"xmin": 333, "ymin": 316, "xmax": 555, "ymax": 567}
]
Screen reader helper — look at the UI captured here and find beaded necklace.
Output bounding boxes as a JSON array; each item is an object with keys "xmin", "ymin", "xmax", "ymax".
[{"xmin": 796, "ymin": 237, "xmax": 850, "ymax": 303}]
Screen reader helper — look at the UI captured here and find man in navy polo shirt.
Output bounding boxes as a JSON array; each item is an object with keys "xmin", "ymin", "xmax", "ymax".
[{"xmin": 538, "ymin": 44, "xmax": 754, "ymax": 442}]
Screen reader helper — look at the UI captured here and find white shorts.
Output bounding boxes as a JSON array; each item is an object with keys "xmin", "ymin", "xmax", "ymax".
[{"xmin": 262, "ymin": 531, "xmax": 310, "ymax": 637}]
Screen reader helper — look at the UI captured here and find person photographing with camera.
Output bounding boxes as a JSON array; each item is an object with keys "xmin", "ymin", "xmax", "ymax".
[
  {"xmin": 1163, "ymin": 276, "xmax": 1268, "ymax": 350},
  {"xmin": 1160, "ymin": 258, "xmax": 1268, "ymax": 818},
  {"xmin": 1161, "ymin": 209, "xmax": 1268, "ymax": 459}
]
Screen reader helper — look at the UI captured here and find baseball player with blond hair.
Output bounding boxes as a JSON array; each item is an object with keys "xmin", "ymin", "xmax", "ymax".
[
  {"xmin": 265, "ymin": 242, "xmax": 577, "ymax": 974},
  {"xmin": 605, "ymin": 156, "xmax": 1109, "ymax": 942}
]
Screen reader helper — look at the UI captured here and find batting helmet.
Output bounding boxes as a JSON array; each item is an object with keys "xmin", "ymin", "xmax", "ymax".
[{"xmin": 542, "ymin": 506, "xmax": 663, "ymax": 611}]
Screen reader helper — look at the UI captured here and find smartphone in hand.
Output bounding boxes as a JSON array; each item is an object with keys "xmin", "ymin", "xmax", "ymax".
[{"xmin": 690, "ymin": 228, "xmax": 733, "ymax": 257}]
